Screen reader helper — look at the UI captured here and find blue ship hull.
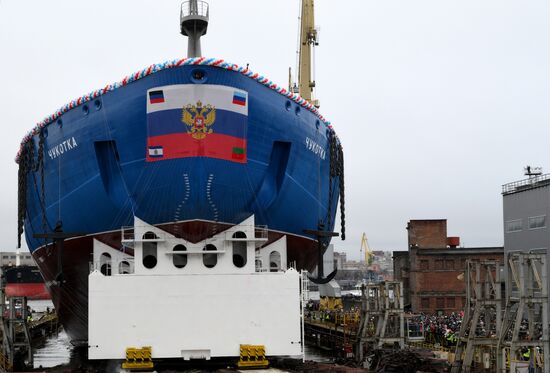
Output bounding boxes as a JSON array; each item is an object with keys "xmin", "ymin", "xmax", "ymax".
[{"xmin": 20, "ymin": 63, "xmax": 342, "ymax": 342}]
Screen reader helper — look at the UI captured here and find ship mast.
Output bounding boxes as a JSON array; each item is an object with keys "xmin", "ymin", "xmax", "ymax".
[
  {"xmin": 297, "ymin": 0, "xmax": 319, "ymax": 107},
  {"xmin": 180, "ymin": 0, "xmax": 209, "ymax": 57}
]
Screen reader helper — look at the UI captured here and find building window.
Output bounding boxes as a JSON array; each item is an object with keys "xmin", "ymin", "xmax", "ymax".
[
  {"xmin": 142, "ymin": 232, "xmax": 158, "ymax": 269},
  {"xmin": 528, "ymin": 215, "xmax": 546, "ymax": 230},
  {"xmin": 173, "ymin": 244, "xmax": 187, "ymax": 268},
  {"xmin": 436, "ymin": 297, "xmax": 445, "ymax": 309},
  {"xmin": 446, "ymin": 297, "xmax": 455, "ymax": 308},
  {"xmin": 420, "ymin": 260, "xmax": 429, "ymax": 270},
  {"xmin": 421, "ymin": 298, "xmax": 430, "ymax": 309},
  {"xmin": 269, "ymin": 251, "xmax": 281, "ymax": 272},
  {"xmin": 100, "ymin": 253, "xmax": 112, "ymax": 276},
  {"xmin": 203, "ymin": 244, "xmax": 218, "ymax": 268},
  {"xmin": 445, "ymin": 259, "xmax": 454, "ymax": 270},
  {"xmin": 232, "ymin": 231, "xmax": 247, "ymax": 268},
  {"xmin": 435, "ymin": 260, "xmax": 444, "ymax": 270},
  {"xmin": 119, "ymin": 261, "xmax": 130, "ymax": 274},
  {"xmin": 506, "ymin": 219, "xmax": 523, "ymax": 232}
]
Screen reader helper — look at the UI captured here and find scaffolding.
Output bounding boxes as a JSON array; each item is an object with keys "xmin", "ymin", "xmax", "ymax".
[
  {"xmin": 451, "ymin": 260, "xmax": 502, "ymax": 373},
  {"xmin": 355, "ymin": 281, "xmax": 404, "ymax": 363},
  {"xmin": 497, "ymin": 252, "xmax": 550, "ymax": 373}
]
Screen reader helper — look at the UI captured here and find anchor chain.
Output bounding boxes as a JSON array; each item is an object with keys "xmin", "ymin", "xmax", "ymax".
[
  {"xmin": 17, "ymin": 131, "xmax": 48, "ymax": 248},
  {"xmin": 38, "ymin": 131, "xmax": 47, "ymax": 240},
  {"xmin": 337, "ymin": 141, "xmax": 345, "ymax": 240},
  {"xmin": 17, "ymin": 141, "xmax": 34, "ymax": 247},
  {"xmin": 327, "ymin": 132, "xmax": 345, "ymax": 240}
]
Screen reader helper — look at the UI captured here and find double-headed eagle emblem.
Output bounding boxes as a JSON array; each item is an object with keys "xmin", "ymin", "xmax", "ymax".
[{"xmin": 181, "ymin": 101, "xmax": 216, "ymax": 140}]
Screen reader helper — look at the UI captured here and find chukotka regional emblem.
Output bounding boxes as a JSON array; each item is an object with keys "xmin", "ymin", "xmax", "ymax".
[{"xmin": 181, "ymin": 101, "xmax": 216, "ymax": 140}]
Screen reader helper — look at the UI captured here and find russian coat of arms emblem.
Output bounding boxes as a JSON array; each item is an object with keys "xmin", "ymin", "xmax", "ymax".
[{"xmin": 181, "ymin": 101, "xmax": 216, "ymax": 140}]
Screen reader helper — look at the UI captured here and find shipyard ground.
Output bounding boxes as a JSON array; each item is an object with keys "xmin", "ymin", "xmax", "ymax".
[{"xmin": 32, "ymin": 356, "xmax": 368, "ymax": 373}]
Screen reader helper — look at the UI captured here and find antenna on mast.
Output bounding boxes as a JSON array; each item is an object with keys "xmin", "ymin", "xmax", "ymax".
[
  {"xmin": 180, "ymin": 0, "xmax": 209, "ymax": 57},
  {"xmin": 524, "ymin": 165, "xmax": 543, "ymax": 178}
]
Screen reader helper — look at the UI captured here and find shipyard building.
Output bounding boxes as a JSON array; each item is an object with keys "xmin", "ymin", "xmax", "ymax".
[
  {"xmin": 393, "ymin": 219, "xmax": 504, "ymax": 314},
  {"xmin": 502, "ymin": 172, "xmax": 550, "ymax": 308}
]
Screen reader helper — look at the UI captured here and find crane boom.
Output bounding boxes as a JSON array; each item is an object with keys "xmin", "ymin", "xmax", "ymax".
[
  {"xmin": 298, "ymin": 0, "xmax": 318, "ymax": 106},
  {"xmin": 360, "ymin": 233, "xmax": 373, "ymax": 265}
]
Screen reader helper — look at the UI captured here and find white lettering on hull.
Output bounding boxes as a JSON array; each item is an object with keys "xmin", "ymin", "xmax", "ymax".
[
  {"xmin": 48, "ymin": 137, "xmax": 78, "ymax": 160},
  {"xmin": 305, "ymin": 137, "xmax": 326, "ymax": 160}
]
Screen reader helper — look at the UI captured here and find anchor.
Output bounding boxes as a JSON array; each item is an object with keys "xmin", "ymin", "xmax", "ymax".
[
  {"xmin": 33, "ymin": 221, "xmax": 86, "ymax": 287},
  {"xmin": 304, "ymin": 222, "xmax": 339, "ymax": 285}
]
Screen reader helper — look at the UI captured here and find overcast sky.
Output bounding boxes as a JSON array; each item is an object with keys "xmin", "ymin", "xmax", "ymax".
[{"xmin": 1, "ymin": 1, "xmax": 549, "ymax": 260}]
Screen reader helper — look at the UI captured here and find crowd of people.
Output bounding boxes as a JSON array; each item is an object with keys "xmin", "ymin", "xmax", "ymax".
[{"xmin": 407, "ymin": 312, "xmax": 463, "ymax": 346}]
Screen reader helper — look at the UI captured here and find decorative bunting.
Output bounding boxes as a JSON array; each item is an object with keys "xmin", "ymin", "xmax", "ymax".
[{"xmin": 15, "ymin": 57, "xmax": 336, "ymax": 163}]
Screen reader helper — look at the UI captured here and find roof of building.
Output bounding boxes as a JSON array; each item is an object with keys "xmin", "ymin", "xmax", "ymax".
[
  {"xmin": 502, "ymin": 174, "xmax": 550, "ymax": 195},
  {"xmin": 392, "ymin": 251, "xmax": 409, "ymax": 257},
  {"xmin": 413, "ymin": 247, "xmax": 503, "ymax": 256}
]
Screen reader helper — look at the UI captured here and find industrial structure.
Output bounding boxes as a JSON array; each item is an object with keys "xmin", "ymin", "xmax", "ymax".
[
  {"xmin": 451, "ymin": 260, "xmax": 502, "ymax": 372},
  {"xmin": 451, "ymin": 254, "xmax": 550, "ymax": 373},
  {"xmin": 355, "ymin": 281, "xmax": 405, "ymax": 362}
]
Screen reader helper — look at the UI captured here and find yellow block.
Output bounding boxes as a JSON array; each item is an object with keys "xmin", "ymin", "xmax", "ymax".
[
  {"xmin": 121, "ymin": 346, "xmax": 154, "ymax": 370},
  {"xmin": 237, "ymin": 344, "xmax": 269, "ymax": 369}
]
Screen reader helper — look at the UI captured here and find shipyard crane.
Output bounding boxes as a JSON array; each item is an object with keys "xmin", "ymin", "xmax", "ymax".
[
  {"xmin": 360, "ymin": 233, "xmax": 373, "ymax": 265},
  {"xmin": 289, "ymin": 0, "xmax": 320, "ymax": 107}
]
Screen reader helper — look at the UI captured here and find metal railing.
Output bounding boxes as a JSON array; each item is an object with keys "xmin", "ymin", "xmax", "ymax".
[
  {"xmin": 181, "ymin": 1, "xmax": 209, "ymax": 19},
  {"xmin": 255, "ymin": 225, "xmax": 268, "ymax": 240},
  {"xmin": 502, "ymin": 173, "xmax": 550, "ymax": 194}
]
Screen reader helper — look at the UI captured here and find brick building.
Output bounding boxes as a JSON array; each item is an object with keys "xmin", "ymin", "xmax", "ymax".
[{"xmin": 393, "ymin": 219, "xmax": 503, "ymax": 314}]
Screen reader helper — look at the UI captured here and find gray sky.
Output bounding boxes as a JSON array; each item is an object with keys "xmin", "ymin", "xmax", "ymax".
[{"xmin": 1, "ymin": 1, "xmax": 549, "ymax": 260}]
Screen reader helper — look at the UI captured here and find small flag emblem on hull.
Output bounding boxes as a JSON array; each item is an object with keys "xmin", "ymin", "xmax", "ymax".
[
  {"xmin": 149, "ymin": 90, "xmax": 165, "ymax": 104},
  {"xmin": 148, "ymin": 146, "xmax": 164, "ymax": 158},
  {"xmin": 232, "ymin": 147, "xmax": 245, "ymax": 160},
  {"xmin": 232, "ymin": 92, "xmax": 247, "ymax": 106}
]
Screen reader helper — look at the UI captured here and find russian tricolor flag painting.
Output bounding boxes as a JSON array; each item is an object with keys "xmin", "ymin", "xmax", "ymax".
[
  {"xmin": 149, "ymin": 90, "xmax": 165, "ymax": 104},
  {"xmin": 146, "ymin": 85, "xmax": 248, "ymax": 163},
  {"xmin": 232, "ymin": 91, "xmax": 247, "ymax": 106}
]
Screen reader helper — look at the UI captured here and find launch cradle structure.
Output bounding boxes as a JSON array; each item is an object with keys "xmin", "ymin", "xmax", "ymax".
[
  {"xmin": 497, "ymin": 252, "xmax": 550, "ymax": 373},
  {"xmin": 355, "ymin": 281, "xmax": 405, "ymax": 364},
  {"xmin": 452, "ymin": 255, "xmax": 550, "ymax": 373},
  {"xmin": 451, "ymin": 260, "xmax": 502, "ymax": 373},
  {"xmin": 88, "ymin": 215, "xmax": 304, "ymax": 364}
]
